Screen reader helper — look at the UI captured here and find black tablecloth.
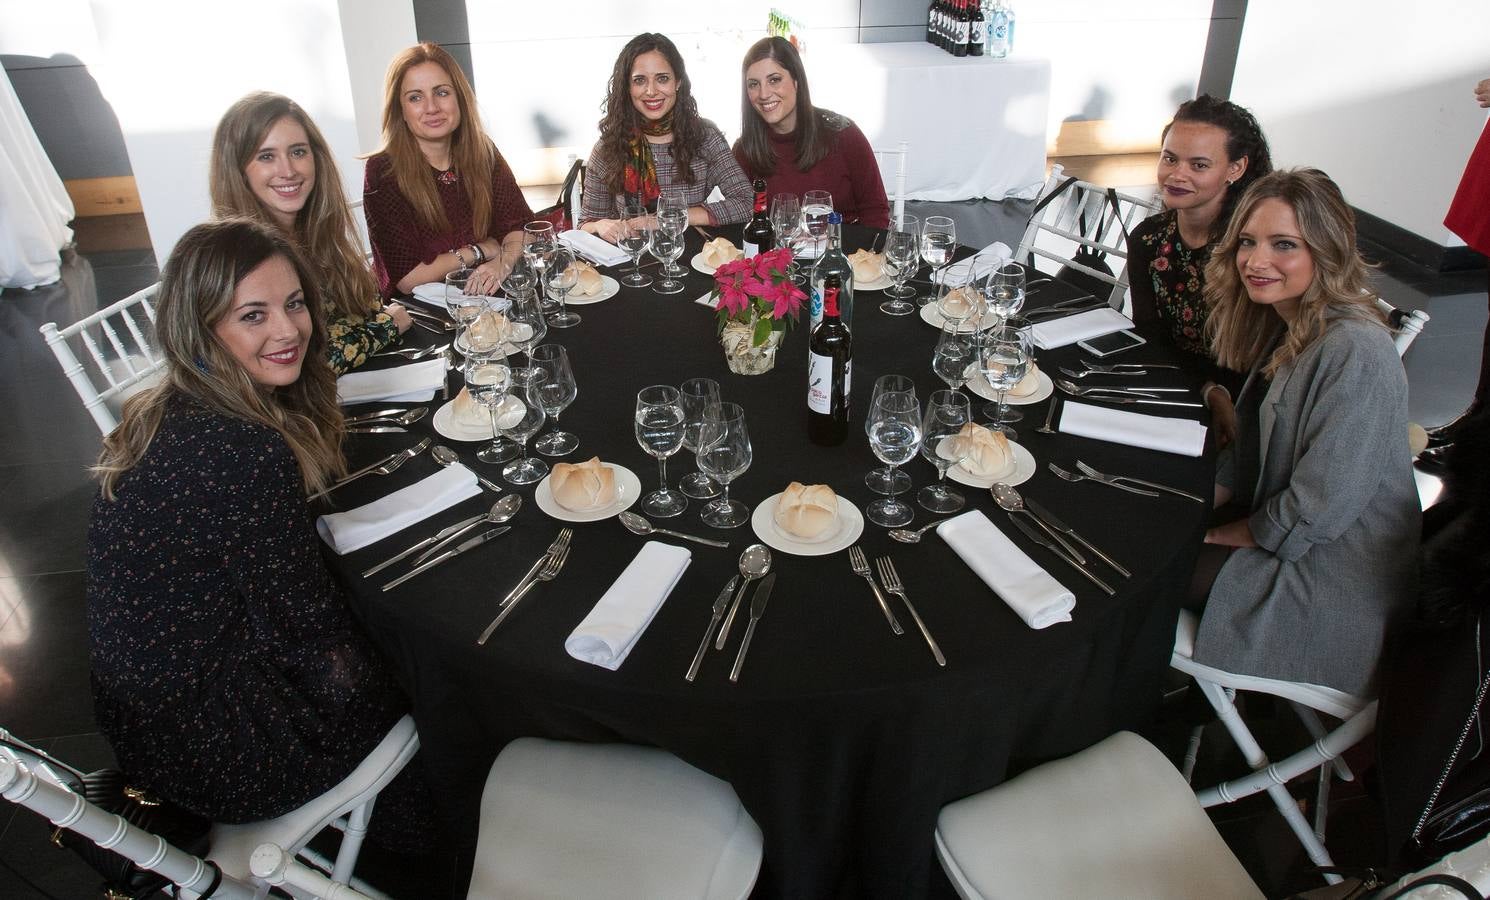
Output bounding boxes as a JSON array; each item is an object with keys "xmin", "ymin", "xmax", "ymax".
[{"xmin": 328, "ymin": 227, "xmax": 1214, "ymax": 898}]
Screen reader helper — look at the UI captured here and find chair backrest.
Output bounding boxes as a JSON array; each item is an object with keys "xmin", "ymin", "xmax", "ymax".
[
  {"xmin": 349, "ymin": 197, "xmax": 373, "ymax": 264},
  {"xmin": 566, "ymin": 155, "xmax": 585, "ymax": 230},
  {"xmin": 1017, "ymin": 163, "xmax": 1162, "ymax": 307},
  {"xmin": 39, "ymin": 282, "xmax": 167, "ymax": 435},
  {"xmin": 1376, "ymin": 296, "xmax": 1430, "ymax": 357},
  {"xmin": 873, "ymin": 142, "xmax": 909, "ymax": 223}
]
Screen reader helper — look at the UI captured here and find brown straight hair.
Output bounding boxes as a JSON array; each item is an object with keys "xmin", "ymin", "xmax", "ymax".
[{"xmin": 734, "ymin": 36, "xmax": 839, "ymax": 178}]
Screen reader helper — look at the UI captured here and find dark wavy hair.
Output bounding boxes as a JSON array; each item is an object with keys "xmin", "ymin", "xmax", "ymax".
[
  {"xmin": 734, "ymin": 36, "xmax": 841, "ymax": 178},
  {"xmin": 596, "ymin": 33, "xmax": 704, "ymax": 193},
  {"xmin": 1162, "ymin": 95, "xmax": 1274, "ymax": 243}
]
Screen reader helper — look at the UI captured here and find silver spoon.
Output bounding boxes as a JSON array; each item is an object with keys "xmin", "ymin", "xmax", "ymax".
[
  {"xmin": 618, "ymin": 511, "xmax": 730, "ymax": 548},
  {"xmin": 715, "ymin": 544, "xmax": 771, "ymax": 650},
  {"xmin": 411, "ymin": 494, "xmax": 522, "ymax": 565},
  {"xmin": 990, "ymin": 483, "xmax": 1085, "ymax": 564},
  {"xmin": 1036, "ymin": 396, "xmax": 1060, "ymax": 435},
  {"xmin": 888, "ymin": 518, "xmax": 952, "ymax": 544},
  {"xmin": 431, "ymin": 444, "xmax": 503, "ymax": 493}
]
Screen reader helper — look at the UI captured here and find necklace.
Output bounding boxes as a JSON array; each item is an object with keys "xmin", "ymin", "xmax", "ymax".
[{"xmin": 436, "ymin": 167, "xmax": 458, "ymax": 185}]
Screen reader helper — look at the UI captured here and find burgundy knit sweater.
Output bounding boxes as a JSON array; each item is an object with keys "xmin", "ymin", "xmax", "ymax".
[{"xmin": 733, "ymin": 119, "xmax": 890, "ymax": 230}]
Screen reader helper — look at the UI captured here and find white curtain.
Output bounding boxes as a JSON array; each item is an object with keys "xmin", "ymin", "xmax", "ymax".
[{"xmin": 0, "ymin": 65, "xmax": 74, "ymax": 290}]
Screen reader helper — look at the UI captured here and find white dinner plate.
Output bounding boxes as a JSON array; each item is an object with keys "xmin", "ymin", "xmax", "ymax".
[
  {"xmin": 691, "ymin": 252, "xmax": 744, "ymax": 276},
  {"xmin": 965, "ymin": 368, "xmax": 1055, "ymax": 406},
  {"xmin": 564, "ymin": 276, "xmax": 620, "ymax": 305},
  {"xmin": 750, "ymin": 493, "xmax": 864, "ymax": 557},
  {"xmin": 856, "ymin": 272, "xmax": 895, "ymax": 292},
  {"xmin": 432, "ymin": 399, "xmax": 494, "ymax": 441},
  {"xmin": 947, "ymin": 440, "xmax": 1036, "ymax": 489},
  {"xmin": 919, "ymin": 302, "xmax": 994, "ymax": 333},
  {"xmin": 535, "ymin": 464, "xmax": 641, "ymax": 522}
]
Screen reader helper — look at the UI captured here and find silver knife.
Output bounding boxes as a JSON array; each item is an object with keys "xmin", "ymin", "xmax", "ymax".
[
  {"xmin": 361, "ymin": 510, "xmax": 493, "ymax": 578},
  {"xmin": 686, "ymin": 576, "xmax": 739, "ymax": 682},
  {"xmin": 729, "ymin": 572, "xmax": 776, "ymax": 683},
  {"xmin": 381, "ymin": 526, "xmax": 510, "ymax": 592},
  {"xmin": 1009, "ymin": 516, "xmax": 1115, "ymax": 596},
  {"xmin": 1023, "ymin": 497, "xmax": 1131, "ymax": 578},
  {"xmin": 348, "ymin": 425, "xmax": 408, "ymax": 434},
  {"xmin": 346, "ymin": 407, "xmax": 414, "ymax": 424}
]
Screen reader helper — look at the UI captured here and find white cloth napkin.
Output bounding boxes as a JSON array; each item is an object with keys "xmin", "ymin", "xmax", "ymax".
[
  {"xmin": 937, "ymin": 510, "xmax": 1075, "ymax": 629},
  {"xmin": 1030, "ymin": 307, "xmax": 1133, "ymax": 349},
  {"xmin": 316, "ymin": 464, "xmax": 482, "ymax": 555},
  {"xmin": 409, "ymin": 283, "xmax": 450, "ymax": 309},
  {"xmin": 337, "ymin": 359, "xmax": 447, "ymax": 405},
  {"xmin": 1060, "ymin": 400, "xmax": 1209, "ymax": 457},
  {"xmin": 559, "ymin": 229, "xmax": 631, "ymax": 267},
  {"xmin": 565, "ymin": 542, "xmax": 691, "ymax": 670},
  {"xmin": 942, "ymin": 241, "xmax": 1013, "ymax": 283}
]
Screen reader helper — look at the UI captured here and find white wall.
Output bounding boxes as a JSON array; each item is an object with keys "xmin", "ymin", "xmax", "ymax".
[
  {"xmin": 338, "ymin": 0, "xmax": 417, "ymax": 154},
  {"xmin": 1232, "ymin": 0, "xmax": 1488, "ymax": 248}
]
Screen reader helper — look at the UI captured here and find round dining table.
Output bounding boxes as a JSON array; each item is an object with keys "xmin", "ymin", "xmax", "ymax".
[{"xmin": 325, "ymin": 226, "xmax": 1215, "ymax": 899}]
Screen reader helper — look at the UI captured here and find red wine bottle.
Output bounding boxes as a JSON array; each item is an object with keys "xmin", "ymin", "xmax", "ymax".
[
  {"xmin": 807, "ymin": 274, "xmax": 852, "ymax": 446},
  {"xmin": 952, "ymin": 0, "xmax": 970, "ymax": 57},
  {"xmin": 742, "ymin": 179, "xmax": 774, "ymax": 257}
]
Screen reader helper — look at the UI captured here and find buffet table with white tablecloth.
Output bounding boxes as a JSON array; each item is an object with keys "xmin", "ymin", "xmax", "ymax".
[{"xmin": 0, "ymin": 66, "xmax": 73, "ymax": 290}]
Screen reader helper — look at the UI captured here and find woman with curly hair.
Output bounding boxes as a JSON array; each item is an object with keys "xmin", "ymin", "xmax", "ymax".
[
  {"xmin": 1189, "ymin": 169, "xmax": 1419, "ymax": 698},
  {"xmin": 579, "ymin": 33, "xmax": 753, "ymax": 242},
  {"xmin": 210, "ymin": 92, "xmax": 411, "ymax": 374},
  {"xmin": 364, "ymin": 42, "xmax": 532, "ymax": 297}
]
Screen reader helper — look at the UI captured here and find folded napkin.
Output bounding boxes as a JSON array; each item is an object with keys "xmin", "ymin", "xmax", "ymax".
[
  {"xmin": 1060, "ymin": 400, "xmax": 1209, "ymax": 457},
  {"xmin": 937, "ymin": 510, "xmax": 1075, "ymax": 628},
  {"xmin": 337, "ymin": 358, "xmax": 447, "ymax": 405},
  {"xmin": 1030, "ymin": 307, "xmax": 1132, "ymax": 350},
  {"xmin": 565, "ymin": 542, "xmax": 691, "ymax": 670},
  {"xmin": 942, "ymin": 241, "xmax": 1013, "ymax": 284},
  {"xmin": 316, "ymin": 464, "xmax": 482, "ymax": 555},
  {"xmin": 409, "ymin": 283, "xmax": 450, "ymax": 309},
  {"xmin": 559, "ymin": 229, "xmax": 630, "ymax": 267}
]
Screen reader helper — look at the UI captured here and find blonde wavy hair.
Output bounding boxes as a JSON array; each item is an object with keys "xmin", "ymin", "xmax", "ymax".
[
  {"xmin": 209, "ymin": 92, "xmax": 378, "ymax": 322},
  {"xmin": 95, "ymin": 219, "xmax": 346, "ymax": 499},
  {"xmin": 1205, "ymin": 168, "xmax": 1386, "ymax": 377}
]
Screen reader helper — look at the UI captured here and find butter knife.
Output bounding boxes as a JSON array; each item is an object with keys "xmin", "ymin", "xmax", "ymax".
[
  {"xmin": 1023, "ymin": 497, "xmax": 1132, "ymax": 578},
  {"xmin": 1009, "ymin": 516, "xmax": 1116, "ymax": 596},
  {"xmin": 729, "ymin": 573, "xmax": 775, "ymax": 683},
  {"xmin": 362, "ymin": 510, "xmax": 493, "ymax": 578},
  {"xmin": 348, "ymin": 425, "xmax": 409, "ymax": 434},
  {"xmin": 686, "ymin": 576, "xmax": 739, "ymax": 682},
  {"xmin": 381, "ymin": 526, "xmax": 510, "ymax": 592}
]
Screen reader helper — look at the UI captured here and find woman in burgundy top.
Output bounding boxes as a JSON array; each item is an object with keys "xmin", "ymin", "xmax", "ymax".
[
  {"xmin": 732, "ymin": 37, "xmax": 890, "ymax": 230},
  {"xmin": 363, "ymin": 42, "xmax": 532, "ymax": 297}
]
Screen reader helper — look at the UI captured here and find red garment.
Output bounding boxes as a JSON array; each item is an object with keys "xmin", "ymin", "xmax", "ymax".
[
  {"xmin": 362, "ymin": 149, "xmax": 533, "ymax": 297},
  {"xmin": 1446, "ymin": 118, "xmax": 1490, "ymax": 255},
  {"xmin": 734, "ymin": 119, "xmax": 890, "ymax": 230}
]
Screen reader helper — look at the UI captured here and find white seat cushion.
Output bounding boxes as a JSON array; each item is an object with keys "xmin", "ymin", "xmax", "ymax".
[
  {"xmin": 468, "ymin": 738, "xmax": 762, "ymax": 900},
  {"xmin": 935, "ymin": 731, "xmax": 1264, "ymax": 900}
]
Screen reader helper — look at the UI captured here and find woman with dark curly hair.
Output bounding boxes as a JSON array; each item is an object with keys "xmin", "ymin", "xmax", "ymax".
[{"xmin": 579, "ymin": 33, "xmax": 752, "ymax": 242}]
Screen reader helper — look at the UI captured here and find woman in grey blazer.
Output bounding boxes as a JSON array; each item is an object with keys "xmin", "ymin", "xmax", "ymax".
[{"xmin": 1191, "ymin": 168, "xmax": 1419, "ymax": 698}]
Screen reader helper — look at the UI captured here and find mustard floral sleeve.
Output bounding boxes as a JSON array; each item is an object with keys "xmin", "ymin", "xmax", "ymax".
[{"xmin": 325, "ymin": 310, "xmax": 400, "ymax": 375}]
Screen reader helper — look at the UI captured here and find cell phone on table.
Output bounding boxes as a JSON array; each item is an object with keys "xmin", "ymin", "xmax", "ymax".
[{"xmin": 1077, "ymin": 329, "xmax": 1147, "ymax": 358}]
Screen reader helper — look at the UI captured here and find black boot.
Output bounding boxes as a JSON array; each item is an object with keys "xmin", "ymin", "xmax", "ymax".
[
  {"xmin": 1416, "ymin": 444, "xmax": 1454, "ymax": 476},
  {"xmin": 1427, "ymin": 404, "xmax": 1483, "ymax": 446}
]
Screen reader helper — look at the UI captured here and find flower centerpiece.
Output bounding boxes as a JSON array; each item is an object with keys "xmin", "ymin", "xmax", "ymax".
[{"xmin": 711, "ymin": 247, "xmax": 807, "ymax": 375}]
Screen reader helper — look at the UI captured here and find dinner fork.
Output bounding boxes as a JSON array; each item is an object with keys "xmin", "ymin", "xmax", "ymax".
[
  {"xmin": 848, "ymin": 546, "xmax": 903, "ymax": 635},
  {"xmin": 477, "ymin": 545, "xmax": 570, "ymax": 643},
  {"xmin": 874, "ymin": 557, "xmax": 945, "ymax": 667},
  {"xmin": 308, "ymin": 438, "xmax": 430, "ymax": 501},
  {"xmin": 1075, "ymin": 460, "xmax": 1205, "ymax": 503},
  {"xmin": 498, "ymin": 529, "xmax": 573, "ymax": 610},
  {"xmin": 1047, "ymin": 461, "xmax": 1160, "ymax": 497}
]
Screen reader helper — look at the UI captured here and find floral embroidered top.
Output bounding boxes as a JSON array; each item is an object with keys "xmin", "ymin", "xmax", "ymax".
[
  {"xmin": 325, "ymin": 310, "xmax": 399, "ymax": 375},
  {"xmin": 1127, "ymin": 209, "xmax": 1239, "ymax": 390}
]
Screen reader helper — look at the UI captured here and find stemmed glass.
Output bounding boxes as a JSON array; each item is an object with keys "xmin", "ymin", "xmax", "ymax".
[
  {"xmin": 696, "ymin": 402, "xmax": 752, "ymax": 528},
  {"xmin": 634, "ymin": 385, "xmax": 688, "ymax": 518},
  {"xmin": 617, "ymin": 195, "xmax": 653, "ymax": 288},
  {"xmin": 865, "ymin": 391, "xmax": 922, "ymax": 528},
  {"xmin": 503, "ymin": 279, "xmax": 547, "ymax": 381},
  {"xmin": 932, "ymin": 326, "xmax": 976, "ymax": 393},
  {"xmin": 463, "ymin": 355, "xmax": 514, "ymax": 465},
  {"xmin": 444, "ymin": 269, "xmax": 484, "ymax": 355},
  {"xmin": 981, "ymin": 260, "xmax": 1026, "ymax": 325},
  {"xmin": 544, "ymin": 246, "xmax": 581, "ymax": 328},
  {"xmin": 523, "ymin": 221, "xmax": 557, "ymax": 312},
  {"xmin": 651, "ymin": 210, "xmax": 688, "ymax": 295},
  {"xmin": 498, "ymin": 368, "xmax": 548, "ymax": 485},
  {"xmin": 880, "ymin": 214, "xmax": 920, "ymax": 314},
  {"xmin": 770, "ymin": 193, "xmax": 802, "ymax": 282},
  {"xmin": 528, "ymin": 343, "xmax": 578, "ymax": 457},
  {"xmin": 919, "ymin": 215, "xmax": 957, "ymax": 306},
  {"xmin": 978, "ymin": 319, "xmax": 1033, "ymax": 434},
  {"xmin": 865, "ymin": 374, "xmax": 916, "ymax": 495},
  {"xmin": 678, "ymin": 377, "xmax": 722, "ymax": 499},
  {"xmin": 918, "ymin": 390, "xmax": 972, "ymax": 513},
  {"xmin": 935, "ymin": 273, "xmax": 978, "ymax": 333}
]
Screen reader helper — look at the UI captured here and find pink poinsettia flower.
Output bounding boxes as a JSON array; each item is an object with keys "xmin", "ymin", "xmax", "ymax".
[{"xmin": 771, "ymin": 280, "xmax": 807, "ymax": 319}]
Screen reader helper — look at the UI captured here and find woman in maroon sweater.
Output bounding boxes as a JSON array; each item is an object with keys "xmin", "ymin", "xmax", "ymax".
[{"xmin": 732, "ymin": 37, "xmax": 890, "ymax": 230}]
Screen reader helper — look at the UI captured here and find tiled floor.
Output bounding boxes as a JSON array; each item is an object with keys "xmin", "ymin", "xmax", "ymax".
[{"xmin": 0, "ymin": 200, "xmax": 1483, "ymax": 897}]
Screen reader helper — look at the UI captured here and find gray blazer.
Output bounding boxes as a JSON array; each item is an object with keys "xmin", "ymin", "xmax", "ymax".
[{"xmin": 1194, "ymin": 316, "xmax": 1419, "ymax": 698}]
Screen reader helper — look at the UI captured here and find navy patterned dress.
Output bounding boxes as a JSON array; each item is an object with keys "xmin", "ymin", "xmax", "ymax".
[{"xmin": 86, "ymin": 396, "xmax": 408, "ymax": 823}]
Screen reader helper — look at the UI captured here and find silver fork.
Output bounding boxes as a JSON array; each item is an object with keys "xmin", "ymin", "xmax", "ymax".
[
  {"xmin": 477, "ymin": 545, "xmax": 570, "ymax": 643},
  {"xmin": 498, "ymin": 529, "xmax": 573, "ymax": 610},
  {"xmin": 874, "ymin": 557, "xmax": 945, "ymax": 667},
  {"xmin": 309, "ymin": 437, "xmax": 430, "ymax": 501},
  {"xmin": 1047, "ymin": 461, "xmax": 1160, "ymax": 497},
  {"xmin": 848, "ymin": 546, "xmax": 904, "ymax": 635},
  {"xmin": 1075, "ymin": 460, "xmax": 1205, "ymax": 503},
  {"xmin": 1058, "ymin": 366, "xmax": 1149, "ymax": 380}
]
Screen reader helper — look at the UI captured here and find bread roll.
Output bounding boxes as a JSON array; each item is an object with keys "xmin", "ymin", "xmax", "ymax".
[
  {"xmin": 550, "ymin": 457, "xmax": 617, "ymax": 510},
  {"xmin": 571, "ymin": 260, "xmax": 604, "ymax": 296},
  {"xmin": 943, "ymin": 423, "xmax": 1014, "ymax": 479},
  {"xmin": 773, "ymin": 482, "xmax": 840, "ymax": 540},
  {"xmin": 701, "ymin": 237, "xmax": 743, "ymax": 269},
  {"xmin": 939, "ymin": 286, "xmax": 978, "ymax": 320},
  {"xmin": 466, "ymin": 310, "xmax": 509, "ymax": 354},
  {"xmin": 451, "ymin": 387, "xmax": 489, "ymax": 430},
  {"xmin": 848, "ymin": 249, "xmax": 883, "ymax": 283}
]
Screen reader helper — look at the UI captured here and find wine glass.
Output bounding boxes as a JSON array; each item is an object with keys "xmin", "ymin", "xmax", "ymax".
[
  {"xmin": 696, "ymin": 401, "xmax": 752, "ymax": 529},
  {"xmin": 678, "ymin": 377, "xmax": 722, "ymax": 500},
  {"xmin": 498, "ymin": 368, "xmax": 548, "ymax": 485},
  {"xmin": 503, "ymin": 280, "xmax": 547, "ymax": 381},
  {"xmin": 802, "ymin": 189, "xmax": 832, "ymax": 257},
  {"xmin": 444, "ymin": 269, "xmax": 484, "ymax": 355},
  {"xmin": 544, "ymin": 246, "xmax": 581, "ymax": 328},
  {"xmin": 463, "ymin": 355, "xmax": 515, "ymax": 465},
  {"xmin": 651, "ymin": 210, "xmax": 688, "ymax": 295},
  {"xmin": 981, "ymin": 260, "xmax": 1026, "ymax": 325},
  {"xmin": 865, "ymin": 374, "xmax": 916, "ymax": 495},
  {"xmin": 460, "ymin": 296, "xmax": 512, "ymax": 364},
  {"xmin": 617, "ymin": 195, "xmax": 653, "ymax": 288},
  {"xmin": 770, "ymin": 193, "xmax": 802, "ymax": 282},
  {"xmin": 932, "ymin": 326, "xmax": 976, "ymax": 392},
  {"xmin": 918, "ymin": 390, "xmax": 972, "ymax": 514},
  {"xmin": 865, "ymin": 390, "xmax": 922, "ymax": 528},
  {"xmin": 935, "ymin": 273, "xmax": 978, "ymax": 333},
  {"xmin": 634, "ymin": 385, "xmax": 688, "ymax": 518},
  {"xmin": 529, "ymin": 343, "xmax": 578, "ymax": 457},
  {"xmin": 523, "ymin": 221, "xmax": 557, "ymax": 312},
  {"xmin": 978, "ymin": 319, "xmax": 1033, "ymax": 434},
  {"xmin": 919, "ymin": 215, "xmax": 956, "ymax": 306},
  {"xmin": 880, "ymin": 214, "xmax": 920, "ymax": 314}
]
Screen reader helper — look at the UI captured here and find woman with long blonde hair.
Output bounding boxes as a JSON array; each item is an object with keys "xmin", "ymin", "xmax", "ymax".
[
  {"xmin": 1189, "ymin": 168, "xmax": 1418, "ymax": 698},
  {"xmin": 210, "ymin": 91, "xmax": 411, "ymax": 374}
]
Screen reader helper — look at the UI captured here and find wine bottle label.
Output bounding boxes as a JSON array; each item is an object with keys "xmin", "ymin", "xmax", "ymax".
[
  {"xmin": 807, "ymin": 352, "xmax": 834, "ymax": 414},
  {"xmin": 743, "ymin": 240, "xmax": 759, "ymax": 258}
]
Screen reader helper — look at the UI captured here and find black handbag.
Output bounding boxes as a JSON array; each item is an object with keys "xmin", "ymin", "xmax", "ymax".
[
  {"xmin": 1411, "ymin": 660, "xmax": 1490, "ymax": 860},
  {"xmin": 1025, "ymin": 178, "xmax": 1129, "ymax": 300},
  {"xmin": 533, "ymin": 157, "xmax": 585, "ymax": 232}
]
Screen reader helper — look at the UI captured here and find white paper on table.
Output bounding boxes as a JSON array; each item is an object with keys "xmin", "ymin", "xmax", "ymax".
[
  {"xmin": 695, "ymin": 291, "xmax": 718, "ymax": 307},
  {"xmin": 1059, "ymin": 400, "xmax": 1209, "ymax": 457},
  {"xmin": 559, "ymin": 229, "xmax": 631, "ymax": 267},
  {"xmin": 565, "ymin": 542, "xmax": 691, "ymax": 670},
  {"xmin": 1030, "ymin": 307, "xmax": 1134, "ymax": 349},
  {"xmin": 337, "ymin": 359, "xmax": 447, "ymax": 405},
  {"xmin": 316, "ymin": 464, "xmax": 482, "ymax": 555},
  {"xmin": 937, "ymin": 510, "xmax": 1075, "ymax": 629}
]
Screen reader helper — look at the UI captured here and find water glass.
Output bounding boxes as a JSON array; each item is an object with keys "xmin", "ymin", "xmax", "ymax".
[
  {"xmin": 444, "ymin": 269, "xmax": 484, "ymax": 355},
  {"xmin": 865, "ymin": 374, "xmax": 916, "ymax": 495},
  {"xmin": 635, "ymin": 385, "xmax": 688, "ymax": 518},
  {"xmin": 651, "ymin": 210, "xmax": 688, "ymax": 294},
  {"xmin": 803, "ymin": 189, "xmax": 833, "ymax": 257},
  {"xmin": 463, "ymin": 356, "xmax": 516, "ymax": 465},
  {"xmin": 523, "ymin": 221, "xmax": 557, "ymax": 311},
  {"xmin": 865, "ymin": 391, "xmax": 922, "ymax": 528},
  {"xmin": 503, "ymin": 283, "xmax": 547, "ymax": 380},
  {"xmin": 771, "ymin": 193, "xmax": 803, "ymax": 281},
  {"xmin": 696, "ymin": 402, "xmax": 752, "ymax": 528},
  {"xmin": 932, "ymin": 327, "xmax": 975, "ymax": 392},
  {"xmin": 678, "ymin": 377, "xmax": 722, "ymax": 499},
  {"xmin": 617, "ymin": 195, "xmax": 653, "ymax": 288},
  {"xmin": 529, "ymin": 343, "xmax": 578, "ymax": 457},
  {"xmin": 982, "ymin": 260, "xmax": 1026, "ymax": 324},
  {"xmin": 880, "ymin": 214, "xmax": 920, "ymax": 313},
  {"xmin": 498, "ymin": 368, "xmax": 548, "ymax": 484},
  {"xmin": 979, "ymin": 318, "xmax": 1033, "ymax": 433},
  {"xmin": 919, "ymin": 215, "xmax": 957, "ymax": 306},
  {"xmin": 917, "ymin": 390, "xmax": 971, "ymax": 513},
  {"xmin": 544, "ymin": 246, "xmax": 581, "ymax": 328}
]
